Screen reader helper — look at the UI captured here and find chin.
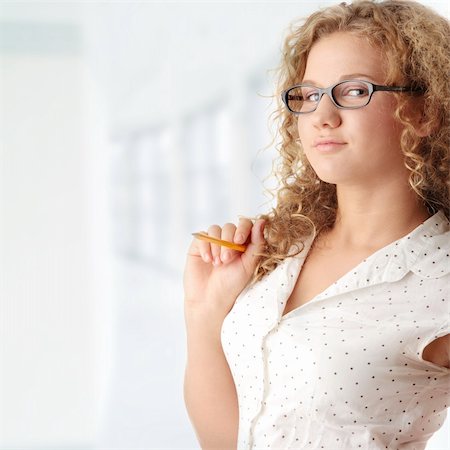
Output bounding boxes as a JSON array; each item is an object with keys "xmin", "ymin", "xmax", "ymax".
[
  {"xmin": 315, "ymin": 173, "xmax": 337, "ymax": 184},
  {"xmin": 312, "ymin": 169, "xmax": 345, "ymax": 185},
  {"xmin": 309, "ymin": 157, "xmax": 365, "ymax": 183},
  {"xmin": 307, "ymin": 159, "xmax": 348, "ymax": 185}
]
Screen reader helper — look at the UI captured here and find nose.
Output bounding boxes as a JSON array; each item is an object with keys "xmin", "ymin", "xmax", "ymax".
[{"xmin": 311, "ymin": 92, "xmax": 342, "ymax": 129}]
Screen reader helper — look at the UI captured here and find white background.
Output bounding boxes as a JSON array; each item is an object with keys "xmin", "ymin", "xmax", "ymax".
[{"xmin": 0, "ymin": 1, "xmax": 448, "ymax": 449}]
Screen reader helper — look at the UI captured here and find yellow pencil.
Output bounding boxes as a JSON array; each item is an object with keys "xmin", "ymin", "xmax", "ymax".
[{"xmin": 192, "ymin": 232, "xmax": 247, "ymax": 252}]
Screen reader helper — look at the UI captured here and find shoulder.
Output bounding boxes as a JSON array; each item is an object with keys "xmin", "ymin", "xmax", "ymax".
[
  {"xmin": 422, "ymin": 334, "xmax": 450, "ymax": 369},
  {"xmin": 408, "ymin": 210, "xmax": 450, "ymax": 279}
]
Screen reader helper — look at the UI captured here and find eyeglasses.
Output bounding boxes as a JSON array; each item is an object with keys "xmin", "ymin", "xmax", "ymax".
[{"xmin": 281, "ymin": 80, "xmax": 423, "ymax": 114}]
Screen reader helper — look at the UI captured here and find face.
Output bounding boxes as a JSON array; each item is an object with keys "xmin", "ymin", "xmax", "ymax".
[{"xmin": 297, "ymin": 32, "xmax": 410, "ymax": 188}]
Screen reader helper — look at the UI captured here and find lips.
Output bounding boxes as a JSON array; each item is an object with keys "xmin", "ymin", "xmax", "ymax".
[
  {"xmin": 313, "ymin": 137, "xmax": 346, "ymax": 152},
  {"xmin": 313, "ymin": 137, "xmax": 346, "ymax": 147}
]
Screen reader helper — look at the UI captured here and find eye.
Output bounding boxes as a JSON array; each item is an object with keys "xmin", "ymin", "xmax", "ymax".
[
  {"xmin": 346, "ymin": 88, "xmax": 367, "ymax": 97},
  {"xmin": 341, "ymin": 83, "xmax": 370, "ymax": 97},
  {"xmin": 302, "ymin": 88, "xmax": 320, "ymax": 102},
  {"xmin": 306, "ymin": 92, "xmax": 320, "ymax": 102}
]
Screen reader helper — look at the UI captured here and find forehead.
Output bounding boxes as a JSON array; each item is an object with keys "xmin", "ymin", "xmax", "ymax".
[{"xmin": 303, "ymin": 32, "xmax": 388, "ymax": 84}]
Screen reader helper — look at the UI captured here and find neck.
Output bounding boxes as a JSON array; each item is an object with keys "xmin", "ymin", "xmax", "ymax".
[{"xmin": 327, "ymin": 183, "xmax": 430, "ymax": 250}]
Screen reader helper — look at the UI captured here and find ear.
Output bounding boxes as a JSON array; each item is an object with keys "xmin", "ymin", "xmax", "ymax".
[
  {"xmin": 415, "ymin": 119, "xmax": 434, "ymax": 138},
  {"xmin": 414, "ymin": 107, "xmax": 437, "ymax": 138},
  {"xmin": 407, "ymin": 98, "xmax": 436, "ymax": 138}
]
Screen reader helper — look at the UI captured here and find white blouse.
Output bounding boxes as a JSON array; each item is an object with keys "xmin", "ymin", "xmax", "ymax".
[{"xmin": 221, "ymin": 211, "xmax": 450, "ymax": 450}]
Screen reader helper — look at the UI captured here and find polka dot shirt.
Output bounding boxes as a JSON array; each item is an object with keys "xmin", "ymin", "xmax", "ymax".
[{"xmin": 221, "ymin": 211, "xmax": 450, "ymax": 449}]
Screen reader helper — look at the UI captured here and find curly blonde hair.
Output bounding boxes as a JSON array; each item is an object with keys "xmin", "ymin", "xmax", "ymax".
[{"xmin": 254, "ymin": 0, "xmax": 450, "ymax": 282}]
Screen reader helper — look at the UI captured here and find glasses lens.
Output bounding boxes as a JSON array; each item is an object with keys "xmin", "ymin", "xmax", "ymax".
[
  {"xmin": 332, "ymin": 81, "xmax": 371, "ymax": 108},
  {"xmin": 286, "ymin": 86, "xmax": 318, "ymax": 113}
]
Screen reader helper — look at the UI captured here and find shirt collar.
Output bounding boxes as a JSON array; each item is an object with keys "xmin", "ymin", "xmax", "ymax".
[{"xmin": 281, "ymin": 210, "xmax": 450, "ymax": 305}]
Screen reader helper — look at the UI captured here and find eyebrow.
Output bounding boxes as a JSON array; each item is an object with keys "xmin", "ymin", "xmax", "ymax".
[{"xmin": 301, "ymin": 73, "xmax": 379, "ymax": 85}]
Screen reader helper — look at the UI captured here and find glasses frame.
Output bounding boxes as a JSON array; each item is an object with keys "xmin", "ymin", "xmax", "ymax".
[{"xmin": 281, "ymin": 80, "xmax": 423, "ymax": 114}]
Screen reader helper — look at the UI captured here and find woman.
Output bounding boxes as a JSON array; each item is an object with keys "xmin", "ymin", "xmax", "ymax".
[{"xmin": 184, "ymin": 1, "xmax": 450, "ymax": 448}]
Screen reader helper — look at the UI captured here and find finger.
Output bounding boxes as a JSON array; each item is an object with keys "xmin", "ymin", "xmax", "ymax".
[
  {"xmin": 220, "ymin": 223, "xmax": 237, "ymax": 263},
  {"xmin": 234, "ymin": 217, "xmax": 253, "ymax": 245},
  {"xmin": 207, "ymin": 224, "xmax": 223, "ymax": 266},
  {"xmin": 191, "ymin": 230, "xmax": 213, "ymax": 263},
  {"xmin": 241, "ymin": 219, "xmax": 266, "ymax": 274},
  {"xmin": 250, "ymin": 219, "xmax": 266, "ymax": 246}
]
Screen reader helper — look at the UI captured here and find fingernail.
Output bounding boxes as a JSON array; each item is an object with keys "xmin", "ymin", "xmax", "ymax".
[{"xmin": 235, "ymin": 233, "xmax": 245, "ymax": 244}]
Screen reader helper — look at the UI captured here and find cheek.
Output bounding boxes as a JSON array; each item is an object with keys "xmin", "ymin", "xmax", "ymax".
[
  {"xmin": 369, "ymin": 98, "xmax": 404, "ymax": 137},
  {"xmin": 297, "ymin": 118, "xmax": 311, "ymax": 142},
  {"xmin": 371, "ymin": 116, "xmax": 404, "ymax": 153}
]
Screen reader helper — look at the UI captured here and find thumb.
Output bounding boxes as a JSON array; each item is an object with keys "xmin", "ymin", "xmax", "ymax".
[{"xmin": 241, "ymin": 219, "xmax": 266, "ymax": 274}]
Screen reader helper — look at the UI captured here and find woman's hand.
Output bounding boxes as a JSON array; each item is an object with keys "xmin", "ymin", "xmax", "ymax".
[
  {"xmin": 183, "ymin": 219, "xmax": 265, "ymax": 448},
  {"xmin": 184, "ymin": 218, "xmax": 266, "ymax": 317}
]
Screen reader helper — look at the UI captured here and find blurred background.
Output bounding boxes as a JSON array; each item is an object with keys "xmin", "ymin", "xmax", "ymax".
[{"xmin": 0, "ymin": 1, "xmax": 448, "ymax": 449}]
